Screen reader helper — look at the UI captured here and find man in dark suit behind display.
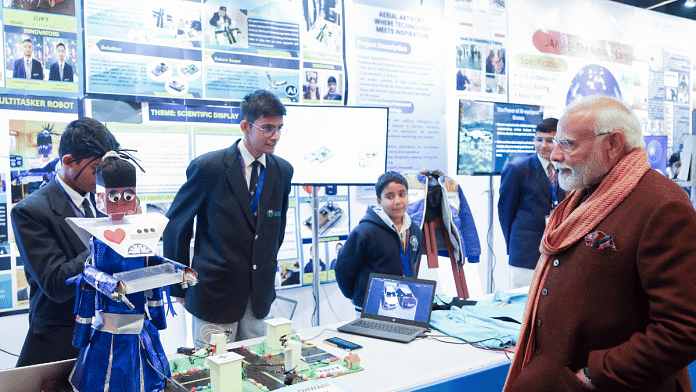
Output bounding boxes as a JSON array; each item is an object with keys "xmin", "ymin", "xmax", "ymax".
[
  {"xmin": 48, "ymin": 42, "xmax": 74, "ymax": 82},
  {"xmin": 498, "ymin": 118, "xmax": 566, "ymax": 288},
  {"xmin": 163, "ymin": 90, "xmax": 293, "ymax": 347},
  {"xmin": 11, "ymin": 118, "xmax": 120, "ymax": 367},
  {"xmin": 13, "ymin": 38, "xmax": 44, "ymax": 80}
]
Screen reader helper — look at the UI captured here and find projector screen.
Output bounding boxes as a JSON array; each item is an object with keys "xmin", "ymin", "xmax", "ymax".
[{"xmin": 274, "ymin": 106, "xmax": 389, "ymax": 185}]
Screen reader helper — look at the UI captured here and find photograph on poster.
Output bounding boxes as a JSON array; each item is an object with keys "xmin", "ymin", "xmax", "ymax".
[
  {"xmin": 9, "ymin": 120, "xmax": 64, "ymax": 204},
  {"xmin": 45, "ymin": 39, "xmax": 77, "ymax": 83},
  {"xmin": 302, "ymin": 242, "xmax": 330, "ymax": 284},
  {"xmin": 4, "ymin": 0, "xmax": 75, "ymax": 15},
  {"xmin": 303, "ymin": 0, "xmax": 342, "ymax": 52},
  {"xmin": 328, "ymin": 240, "xmax": 343, "ymax": 271},
  {"xmin": 303, "ymin": 71, "xmax": 321, "ymax": 101},
  {"xmin": 322, "ymin": 73, "xmax": 342, "ymax": 102},
  {"xmin": 7, "ymin": 34, "xmax": 44, "ymax": 80},
  {"xmin": 205, "ymin": 3, "xmax": 248, "ymax": 48}
]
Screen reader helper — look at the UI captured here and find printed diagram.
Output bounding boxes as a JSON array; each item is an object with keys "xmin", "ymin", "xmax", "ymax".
[
  {"xmin": 147, "ymin": 60, "xmax": 173, "ymax": 81},
  {"xmin": 165, "ymin": 77, "xmax": 189, "ymax": 96},
  {"xmin": 305, "ymin": 147, "xmax": 333, "ymax": 166},
  {"xmin": 266, "ymin": 71, "xmax": 287, "ymax": 90},
  {"xmin": 151, "ymin": 63, "xmax": 169, "ymax": 77},
  {"xmin": 180, "ymin": 64, "xmax": 199, "ymax": 77}
]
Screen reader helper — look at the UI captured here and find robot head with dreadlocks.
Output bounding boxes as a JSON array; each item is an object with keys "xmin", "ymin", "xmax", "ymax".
[
  {"xmin": 37, "ymin": 124, "xmax": 56, "ymax": 158},
  {"xmin": 95, "ymin": 150, "xmax": 144, "ymax": 220}
]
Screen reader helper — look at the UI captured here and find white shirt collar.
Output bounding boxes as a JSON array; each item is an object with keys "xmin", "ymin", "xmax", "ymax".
[
  {"xmin": 537, "ymin": 153, "xmax": 551, "ymax": 170},
  {"xmin": 374, "ymin": 206, "xmax": 412, "ymax": 234},
  {"xmin": 238, "ymin": 140, "xmax": 266, "ymax": 167},
  {"xmin": 56, "ymin": 174, "xmax": 94, "ymax": 216}
]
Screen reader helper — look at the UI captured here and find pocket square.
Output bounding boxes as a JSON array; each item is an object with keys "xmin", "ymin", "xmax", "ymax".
[{"xmin": 584, "ymin": 231, "xmax": 616, "ymax": 250}]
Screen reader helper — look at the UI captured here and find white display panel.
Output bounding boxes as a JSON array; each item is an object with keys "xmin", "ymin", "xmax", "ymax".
[{"xmin": 275, "ymin": 106, "xmax": 388, "ymax": 185}]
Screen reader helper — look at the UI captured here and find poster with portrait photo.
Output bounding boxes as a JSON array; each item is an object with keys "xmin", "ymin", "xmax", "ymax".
[
  {"xmin": 302, "ymin": 70, "xmax": 321, "ymax": 102},
  {"xmin": 320, "ymin": 72, "xmax": 343, "ymax": 103},
  {"xmin": 301, "ymin": 241, "xmax": 328, "ymax": 284}
]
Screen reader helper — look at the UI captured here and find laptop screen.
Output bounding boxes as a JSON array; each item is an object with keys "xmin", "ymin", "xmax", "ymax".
[{"xmin": 362, "ymin": 273, "xmax": 437, "ymax": 326}]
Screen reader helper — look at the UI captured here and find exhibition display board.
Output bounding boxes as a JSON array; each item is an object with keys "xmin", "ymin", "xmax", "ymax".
[{"xmin": 0, "ymin": 0, "xmax": 695, "ymax": 320}]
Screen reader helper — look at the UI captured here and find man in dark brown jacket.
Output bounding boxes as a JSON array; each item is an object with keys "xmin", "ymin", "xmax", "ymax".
[{"xmin": 505, "ymin": 96, "xmax": 696, "ymax": 392}]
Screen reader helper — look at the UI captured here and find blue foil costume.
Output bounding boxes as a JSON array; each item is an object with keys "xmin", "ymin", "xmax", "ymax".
[{"xmin": 67, "ymin": 237, "xmax": 179, "ymax": 392}]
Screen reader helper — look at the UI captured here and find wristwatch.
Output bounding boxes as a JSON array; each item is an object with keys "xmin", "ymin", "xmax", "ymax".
[{"xmin": 583, "ymin": 366, "xmax": 592, "ymax": 383}]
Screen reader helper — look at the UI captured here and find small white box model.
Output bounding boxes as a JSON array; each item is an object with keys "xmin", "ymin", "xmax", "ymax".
[
  {"xmin": 206, "ymin": 352, "xmax": 244, "ymax": 392},
  {"xmin": 264, "ymin": 318, "xmax": 292, "ymax": 350}
]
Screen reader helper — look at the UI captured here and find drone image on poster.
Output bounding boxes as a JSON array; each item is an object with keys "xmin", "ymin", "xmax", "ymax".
[{"xmin": 65, "ymin": 150, "xmax": 198, "ymax": 392}]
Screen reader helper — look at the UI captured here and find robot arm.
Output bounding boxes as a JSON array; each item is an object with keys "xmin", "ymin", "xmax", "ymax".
[
  {"xmin": 82, "ymin": 264, "xmax": 134, "ymax": 309},
  {"xmin": 151, "ymin": 254, "xmax": 198, "ymax": 288}
]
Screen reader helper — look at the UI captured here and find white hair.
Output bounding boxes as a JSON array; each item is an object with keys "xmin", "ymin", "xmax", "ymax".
[{"xmin": 561, "ymin": 95, "xmax": 644, "ymax": 151}]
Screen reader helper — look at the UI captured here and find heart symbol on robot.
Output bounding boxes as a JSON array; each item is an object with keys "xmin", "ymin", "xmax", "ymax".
[{"xmin": 104, "ymin": 228, "xmax": 126, "ymax": 244}]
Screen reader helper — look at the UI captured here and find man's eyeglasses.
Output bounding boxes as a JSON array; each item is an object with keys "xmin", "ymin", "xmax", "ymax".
[
  {"xmin": 552, "ymin": 131, "xmax": 612, "ymax": 151},
  {"xmin": 250, "ymin": 122, "xmax": 284, "ymax": 137}
]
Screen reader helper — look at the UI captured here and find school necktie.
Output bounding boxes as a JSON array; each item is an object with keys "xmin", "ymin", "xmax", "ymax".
[
  {"xmin": 249, "ymin": 160, "xmax": 260, "ymax": 220},
  {"xmin": 81, "ymin": 198, "xmax": 94, "ymax": 218},
  {"xmin": 60, "ymin": 64, "xmax": 64, "ymax": 80},
  {"xmin": 25, "ymin": 60, "xmax": 31, "ymax": 79},
  {"xmin": 547, "ymin": 163, "xmax": 556, "ymax": 186}
]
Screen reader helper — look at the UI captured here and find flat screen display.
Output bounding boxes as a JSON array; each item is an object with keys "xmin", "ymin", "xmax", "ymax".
[
  {"xmin": 457, "ymin": 100, "xmax": 543, "ymax": 175},
  {"xmin": 275, "ymin": 106, "xmax": 389, "ymax": 185}
]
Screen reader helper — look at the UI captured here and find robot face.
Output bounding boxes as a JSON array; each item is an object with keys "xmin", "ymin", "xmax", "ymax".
[{"xmin": 96, "ymin": 185, "xmax": 137, "ymax": 219}]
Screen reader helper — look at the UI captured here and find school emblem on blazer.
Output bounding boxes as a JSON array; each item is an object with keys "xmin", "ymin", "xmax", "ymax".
[
  {"xmin": 267, "ymin": 209, "xmax": 282, "ymax": 218},
  {"xmin": 410, "ymin": 235, "xmax": 419, "ymax": 252}
]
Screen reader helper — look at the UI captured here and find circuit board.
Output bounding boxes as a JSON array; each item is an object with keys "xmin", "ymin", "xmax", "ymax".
[{"xmin": 169, "ymin": 340, "xmax": 363, "ymax": 391}]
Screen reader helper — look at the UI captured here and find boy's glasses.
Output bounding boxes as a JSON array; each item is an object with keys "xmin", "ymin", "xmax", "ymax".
[{"xmin": 250, "ymin": 122, "xmax": 284, "ymax": 137}]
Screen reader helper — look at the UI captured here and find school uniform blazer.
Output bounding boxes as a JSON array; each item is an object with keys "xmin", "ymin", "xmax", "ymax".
[
  {"xmin": 498, "ymin": 154, "xmax": 565, "ymax": 269},
  {"xmin": 163, "ymin": 139, "xmax": 293, "ymax": 324},
  {"xmin": 11, "ymin": 178, "xmax": 90, "ymax": 365},
  {"xmin": 13, "ymin": 58, "xmax": 44, "ymax": 80},
  {"xmin": 509, "ymin": 170, "xmax": 696, "ymax": 392}
]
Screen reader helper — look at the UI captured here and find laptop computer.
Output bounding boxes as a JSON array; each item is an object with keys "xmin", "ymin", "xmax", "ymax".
[
  {"xmin": 338, "ymin": 273, "xmax": 437, "ymax": 343},
  {"xmin": 0, "ymin": 358, "xmax": 74, "ymax": 392}
]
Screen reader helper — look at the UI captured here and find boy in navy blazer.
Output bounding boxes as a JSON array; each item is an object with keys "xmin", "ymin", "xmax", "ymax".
[
  {"xmin": 498, "ymin": 118, "xmax": 565, "ymax": 288},
  {"xmin": 164, "ymin": 90, "xmax": 293, "ymax": 346}
]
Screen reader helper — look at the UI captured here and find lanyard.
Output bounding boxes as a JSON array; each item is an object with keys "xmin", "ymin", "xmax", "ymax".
[
  {"xmin": 400, "ymin": 229, "xmax": 411, "ymax": 277},
  {"xmin": 239, "ymin": 154, "xmax": 265, "ymax": 214}
]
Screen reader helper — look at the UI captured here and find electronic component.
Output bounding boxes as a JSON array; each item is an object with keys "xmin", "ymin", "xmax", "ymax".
[{"xmin": 303, "ymin": 202, "xmax": 343, "ymax": 235}]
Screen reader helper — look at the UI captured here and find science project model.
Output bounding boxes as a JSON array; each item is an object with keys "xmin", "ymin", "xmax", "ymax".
[
  {"xmin": 169, "ymin": 318, "xmax": 363, "ymax": 392},
  {"xmin": 66, "ymin": 151, "xmax": 198, "ymax": 392}
]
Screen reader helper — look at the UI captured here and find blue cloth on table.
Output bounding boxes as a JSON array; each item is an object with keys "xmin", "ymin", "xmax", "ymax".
[{"xmin": 429, "ymin": 291, "xmax": 527, "ymax": 349}]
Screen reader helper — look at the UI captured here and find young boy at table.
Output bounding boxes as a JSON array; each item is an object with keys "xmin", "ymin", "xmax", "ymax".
[{"xmin": 335, "ymin": 171, "xmax": 424, "ymax": 311}]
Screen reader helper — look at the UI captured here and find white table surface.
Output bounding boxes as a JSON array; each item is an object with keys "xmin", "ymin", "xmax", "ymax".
[{"xmin": 229, "ymin": 322, "xmax": 512, "ymax": 392}]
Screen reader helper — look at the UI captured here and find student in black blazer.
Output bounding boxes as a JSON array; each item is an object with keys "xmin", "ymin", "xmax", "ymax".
[
  {"xmin": 164, "ymin": 90, "xmax": 293, "ymax": 347},
  {"xmin": 48, "ymin": 43, "xmax": 74, "ymax": 82},
  {"xmin": 498, "ymin": 118, "xmax": 565, "ymax": 288},
  {"xmin": 11, "ymin": 118, "xmax": 120, "ymax": 367}
]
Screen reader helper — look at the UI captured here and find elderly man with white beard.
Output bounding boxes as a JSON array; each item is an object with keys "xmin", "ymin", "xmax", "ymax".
[{"xmin": 503, "ymin": 95, "xmax": 696, "ymax": 392}]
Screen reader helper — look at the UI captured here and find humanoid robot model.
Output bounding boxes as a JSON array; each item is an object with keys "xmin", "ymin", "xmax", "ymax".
[{"xmin": 66, "ymin": 151, "xmax": 197, "ymax": 392}]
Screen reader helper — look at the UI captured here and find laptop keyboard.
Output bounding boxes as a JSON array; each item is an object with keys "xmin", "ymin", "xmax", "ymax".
[{"xmin": 353, "ymin": 319, "xmax": 419, "ymax": 335}]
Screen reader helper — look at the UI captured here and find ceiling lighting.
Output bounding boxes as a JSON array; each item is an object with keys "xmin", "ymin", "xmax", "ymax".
[{"xmin": 686, "ymin": 0, "xmax": 696, "ymax": 8}]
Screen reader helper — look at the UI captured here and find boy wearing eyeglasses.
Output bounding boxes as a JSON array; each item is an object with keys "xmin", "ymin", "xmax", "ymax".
[{"xmin": 163, "ymin": 90, "xmax": 294, "ymax": 345}]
